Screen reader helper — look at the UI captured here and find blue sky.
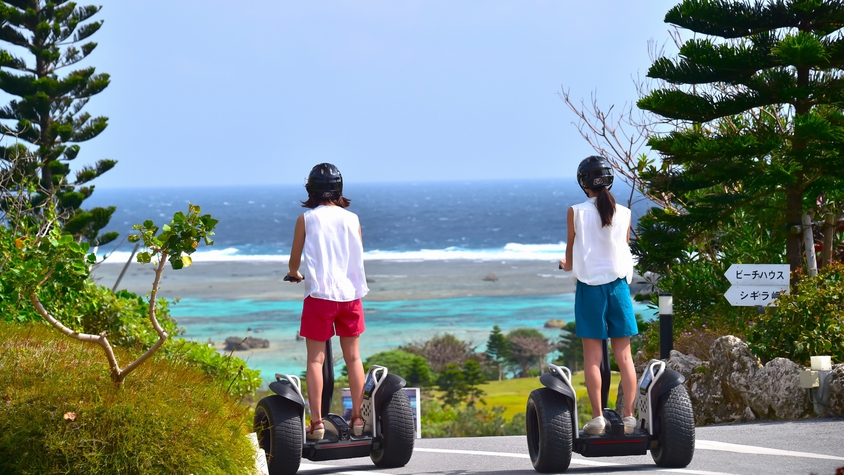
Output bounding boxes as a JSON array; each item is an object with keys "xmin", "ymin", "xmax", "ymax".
[{"xmin": 30, "ymin": 1, "xmax": 680, "ymax": 187}]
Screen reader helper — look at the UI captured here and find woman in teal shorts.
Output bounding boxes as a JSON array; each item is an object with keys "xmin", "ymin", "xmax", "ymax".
[{"xmin": 559, "ymin": 156, "xmax": 638, "ymax": 436}]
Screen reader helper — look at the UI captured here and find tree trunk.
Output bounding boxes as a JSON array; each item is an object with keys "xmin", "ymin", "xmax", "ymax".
[
  {"xmin": 822, "ymin": 212, "xmax": 835, "ymax": 268},
  {"xmin": 785, "ymin": 187, "xmax": 804, "ymax": 287}
]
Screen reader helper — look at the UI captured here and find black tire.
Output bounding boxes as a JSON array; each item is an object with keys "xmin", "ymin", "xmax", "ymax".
[
  {"xmin": 370, "ymin": 390, "xmax": 415, "ymax": 468},
  {"xmin": 651, "ymin": 384, "xmax": 695, "ymax": 468},
  {"xmin": 526, "ymin": 388, "xmax": 572, "ymax": 473},
  {"xmin": 254, "ymin": 395, "xmax": 303, "ymax": 475}
]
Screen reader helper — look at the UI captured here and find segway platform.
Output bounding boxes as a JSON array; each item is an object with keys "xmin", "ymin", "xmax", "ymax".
[
  {"xmin": 526, "ymin": 352, "xmax": 695, "ymax": 473},
  {"xmin": 253, "ymin": 343, "xmax": 415, "ymax": 475}
]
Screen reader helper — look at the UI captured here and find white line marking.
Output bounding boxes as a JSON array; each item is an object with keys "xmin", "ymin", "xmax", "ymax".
[
  {"xmin": 696, "ymin": 440, "xmax": 844, "ymax": 461},
  {"xmin": 298, "ymin": 439, "xmax": 844, "ymax": 474},
  {"xmin": 299, "ymin": 462, "xmax": 392, "ymax": 474},
  {"xmin": 413, "ymin": 448, "xmax": 731, "ymax": 474}
]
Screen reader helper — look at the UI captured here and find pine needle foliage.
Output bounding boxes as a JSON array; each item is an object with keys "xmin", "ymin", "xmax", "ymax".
[
  {"xmin": 637, "ymin": 0, "xmax": 844, "ymax": 277},
  {"xmin": 0, "ymin": 1, "xmax": 117, "ymax": 246}
]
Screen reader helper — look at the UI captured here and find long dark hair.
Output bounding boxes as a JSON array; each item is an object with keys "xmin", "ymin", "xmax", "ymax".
[
  {"xmin": 301, "ymin": 193, "xmax": 351, "ymax": 209},
  {"xmin": 594, "ymin": 186, "xmax": 616, "ymax": 227}
]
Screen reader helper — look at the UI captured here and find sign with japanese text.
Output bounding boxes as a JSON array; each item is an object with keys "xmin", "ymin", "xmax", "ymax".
[
  {"xmin": 724, "ymin": 285, "xmax": 789, "ymax": 306},
  {"xmin": 725, "ymin": 264, "xmax": 789, "ymax": 286},
  {"xmin": 724, "ymin": 264, "xmax": 790, "ymax": 306}
]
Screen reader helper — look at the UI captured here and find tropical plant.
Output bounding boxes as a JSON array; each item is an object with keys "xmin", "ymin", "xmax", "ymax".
[
  {"xmin": 747, "ymin": 262, "xmax": 844, "ymax": 365},
  {"xmin": 6, "ymin": 201, "xmax": 218, "ymax": 383},
  {"xmin": 0, "ymin": 1, "xmax": 116, "ymax": 245},
  {"xmin": 637, "ymin": 0, "xmax": 844, "ymax": 281}
]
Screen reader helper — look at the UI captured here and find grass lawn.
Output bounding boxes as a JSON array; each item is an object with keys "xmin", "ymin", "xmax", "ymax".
[{"xmin": 475, "ymin": 372, "xmax": 621, "ymax": 420}]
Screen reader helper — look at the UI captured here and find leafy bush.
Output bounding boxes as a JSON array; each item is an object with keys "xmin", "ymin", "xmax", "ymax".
[
  {"xmin": 421, "ymin": 398, "xmax": 525, "ymax": 438},
  {"xmin": 1, "ymin": 217, "xmax": 260, "ymax": 397},
  {"xmin": 0, "ymin": 324, "xmax": 255, "ymax": 474},
  {"xmin": 636, "ymin": 258, "xmax": 758, "ymax": 358},
  {"xmin": 360, "ymin": 349, "xmax": 433, "ymax": 387},
  {"xmin": 747, "ymin": 263, "xmax": 844, "ymax": 365}
]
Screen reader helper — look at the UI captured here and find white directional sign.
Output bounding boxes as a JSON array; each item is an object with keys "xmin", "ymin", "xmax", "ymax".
[
  {"xmin": 724, "ymin": 264, "xmax": 790, "ymax": 306},
  {"xmin": 724, "ymin": 285, "xmax": 789, "ymax": 306},
  {"xmin": 725, "ymin": 264, "xmax": 789, "ymax": 285}
]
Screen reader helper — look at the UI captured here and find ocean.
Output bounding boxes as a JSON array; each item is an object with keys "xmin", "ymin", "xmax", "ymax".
[{"xmin": 87, "ymin": 179, "xmax": 654, "ymax": 379}]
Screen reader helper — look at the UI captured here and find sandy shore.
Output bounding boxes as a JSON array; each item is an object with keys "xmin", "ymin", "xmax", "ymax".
[{"xmin": 91, "ymin": 259, "xmax": 580, "ymax": 301}]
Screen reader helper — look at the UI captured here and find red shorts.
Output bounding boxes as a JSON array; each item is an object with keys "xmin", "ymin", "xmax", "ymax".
[{"xmin": 299, "ymin": 296, "xmax": 365, "ymax": 341}]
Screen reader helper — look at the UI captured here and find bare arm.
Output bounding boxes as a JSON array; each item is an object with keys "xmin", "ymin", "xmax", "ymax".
[
  {"xmin": 559, "ymin": 207, "xmax": 575, "ymax": 272},
  {"xmin": 287, "ymin": 214, "xmax": 305, "ymax": 282}
]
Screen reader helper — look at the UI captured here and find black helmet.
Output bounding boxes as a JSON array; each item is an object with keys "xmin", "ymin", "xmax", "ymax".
[
  {"xmin": 576, "ymin": 155, "xmax": 614, "ymax": 191},
  {"xmin": 307, "ymin": 163, "xmax": 343, "ymax": 200}
]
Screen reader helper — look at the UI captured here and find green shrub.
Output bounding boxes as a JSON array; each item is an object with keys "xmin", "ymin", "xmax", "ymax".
[
  {"xmin": 160, "ymin": 338, "xmax": 262, "ymax": 397},
  {"xmin": 1, "ymin": 225, "xmax": 260, "ymax": 397},
  {"xmin": 637, "ymin": 258, "xmax": 758, "ymax": 358},
  {"xmin": 359, "ymin": 349, "xmax": 433, "ymax": 387},
  {"xmin": 421, "ymin": 398, "xmax": 525, "ymax": 438},
  {"xmin": 0, "ymin": 324, "xmax": 255, "ymax": 475},
  {"xmin": 747, "ymin": 263, "xmax": 844, "ymax": 365}
]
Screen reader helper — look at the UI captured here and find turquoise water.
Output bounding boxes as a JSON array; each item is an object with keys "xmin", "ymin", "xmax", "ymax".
[{"xmin": 171, "ymin": 295, "xmax": 654, "ymax": 382}]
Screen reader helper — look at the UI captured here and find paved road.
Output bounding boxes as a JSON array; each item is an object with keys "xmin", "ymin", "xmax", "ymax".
[{"xmin": 296, "ymin": 418, "xmax": 844, "ymax": 475}]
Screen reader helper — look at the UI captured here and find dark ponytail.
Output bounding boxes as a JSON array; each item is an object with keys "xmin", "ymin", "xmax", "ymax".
[{"xmin": 595, "ymin": 186, "xmax": 615, "ymax": 227}]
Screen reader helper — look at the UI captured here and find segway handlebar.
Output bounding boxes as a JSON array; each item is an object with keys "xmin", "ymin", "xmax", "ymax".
[{"xmin": 283, "ymin": 274, "xmax": 304, "ymax": 283}]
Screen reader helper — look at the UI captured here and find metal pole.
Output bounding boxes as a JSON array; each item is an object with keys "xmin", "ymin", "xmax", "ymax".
[
  {"xmin": 322, "ymin": 338, "xmax": 334, "ymax": 417},
  {"xmin": 600, "ymin": 339, "xmax": 610, "ymax": 411},
  {"xmin": 659, "ymin": 293, "xmax": 674, "ymax": 359}
]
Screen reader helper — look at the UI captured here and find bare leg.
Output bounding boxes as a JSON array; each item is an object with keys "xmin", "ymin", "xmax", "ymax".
[
  {"xmin": 305, "ymin": 338, "xmax": 327, "ymax": 422},
  {"xmin": 582, "ymin": 337, "xmax": 605, "ymax": 419},
  {"xmin": 340, "ymin": 335, "xmax": 365, "ymax": 420},
  {"xmin": 611, "ymin": 336, "xmax": 637, "ymax": 418}
]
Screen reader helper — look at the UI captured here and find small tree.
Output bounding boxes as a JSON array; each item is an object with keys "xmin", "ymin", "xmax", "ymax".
[
  {"xmin": 14, "ymin": 203, "xmax": 217, "ymax": 383},
  {"xmin": 436, "ymin": 363, "xmax": 466, "ymax": 407},
  {"xmin": 555, "ymin": 321, "xmax": 583, "ymax": 372},
  {"xmin": 506, "ymin": 328, "xmax": 554, "ymax": 377},
  {"xmin": 462, "ymin": 359, "xmax": 487, "ymax": 408},
  {"xmin": 0, "ymin": 1, "xmax": 116, "ymax": 245},
  {"xmin": 485, "ymin": 325, "xmax": 510, "ymax": 380},
  {"xmin": 402, "ymin": 333, "xmax": 474, "ymax": 373}
]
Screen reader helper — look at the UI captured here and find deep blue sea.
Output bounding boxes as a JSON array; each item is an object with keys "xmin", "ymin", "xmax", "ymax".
[{"xmin": 87, "ymin": 179, "xmax": 654, "ymax": 379}]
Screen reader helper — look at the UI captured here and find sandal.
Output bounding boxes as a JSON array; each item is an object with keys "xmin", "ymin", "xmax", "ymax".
[
  {"xmin": 351, "ymin": 415, "xmax": 365, "ymax": 437},
  {"xmin": 306, "ymin": 419, "xmax": 324, "ymax": 441}
]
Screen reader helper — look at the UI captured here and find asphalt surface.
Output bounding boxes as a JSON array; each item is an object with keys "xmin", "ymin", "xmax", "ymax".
[{"xmin": 294, "ymin": 418, "xmax": 844, "ymax": 475}]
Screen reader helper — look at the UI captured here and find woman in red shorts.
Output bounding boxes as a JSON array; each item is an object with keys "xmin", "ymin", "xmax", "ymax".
[{"xmin": 287, "ymin": 163, "xmax": 369, "ymax": 441}]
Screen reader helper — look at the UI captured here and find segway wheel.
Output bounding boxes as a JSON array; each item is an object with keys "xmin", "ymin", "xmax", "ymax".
[
  {"xmin": 651, "ymin": 384, "xmax": 695, "ymax": 468},
  {"xmin": 526, "ymin": 388, "xmax": 572, "ymax": 473},
  {"xmin": 254, "ymin": 395, "xmax": 303, "ymax": 475},
  {"xmin": 370, "ymin": 390, "xmax": 415, "ymax": 468}
]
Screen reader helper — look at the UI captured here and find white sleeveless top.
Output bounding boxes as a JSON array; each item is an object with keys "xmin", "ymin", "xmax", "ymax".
[
  {"xmin": 570, "ymin": 197, "xmax": 634, "ymax": 286},
  {"xmin": 302, "ymin": 205, "xmax": 369, "ymax": 301}
]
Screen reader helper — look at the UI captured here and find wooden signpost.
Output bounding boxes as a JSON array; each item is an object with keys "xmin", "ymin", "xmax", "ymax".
[{"xmin": 724, "ymin": 264, "xmax": 790, "ymax": 307}]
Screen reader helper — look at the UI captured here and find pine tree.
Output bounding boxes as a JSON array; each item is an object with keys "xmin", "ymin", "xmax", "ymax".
[
  {"xmin": 0, "ymin": 1, "xmax": 117, "ymax": 245},
  {"xmin": 555, "ymin": 321, "xmax": 583, "ymax": 372},
  {"xmin": 637, "ymin": 0, "xmax": 844, "ymax": 279},
  {"xmin": 485, "ymin": 325, "xmax": 509, "ymax": 380},
  {"xmin": 461, "ymin": 359, "xmax": 487, "ymax": 408}
]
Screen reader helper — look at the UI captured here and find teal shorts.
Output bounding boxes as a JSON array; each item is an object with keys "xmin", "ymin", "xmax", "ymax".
[{"xmin": 574, "ymin": 278, "xmax": 638, "ymax": 340}]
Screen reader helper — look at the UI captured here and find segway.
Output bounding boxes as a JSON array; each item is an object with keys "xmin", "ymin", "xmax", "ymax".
[
  {"xmin": 254, "ymin": 278, "xmax": 415, "ymax": 475},
  {"xmin": 525, "ymin": 340, "xmax": 695, "ymax": 473}
]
